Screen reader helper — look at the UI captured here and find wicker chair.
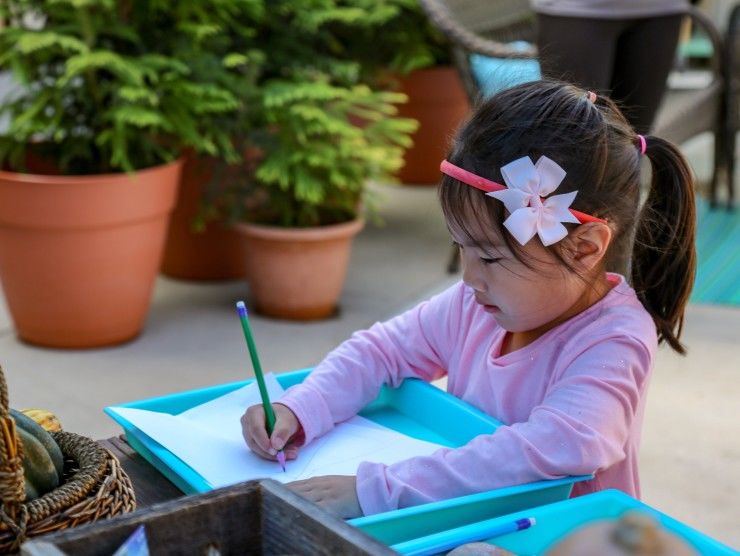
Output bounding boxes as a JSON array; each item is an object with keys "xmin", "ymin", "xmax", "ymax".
[{"xmin": 418, "ymin": 0, "xmax": 734, "ymax": 272}]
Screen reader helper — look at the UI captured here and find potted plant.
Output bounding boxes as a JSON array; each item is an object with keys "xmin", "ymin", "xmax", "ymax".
[
  {"xmin": 157, "ymin": 3, "xmax": 263, "ymax": 281},
  {"xmin": 0, "ymin": 0, "xmax": 249, "ymax": 347},
  {"xmin": 203, "ymin": 1, "xmax": 418, "ymax": 320},
  {"xmin": 338, "ymin": 0, "xmax": 470, "ymax": 185}
]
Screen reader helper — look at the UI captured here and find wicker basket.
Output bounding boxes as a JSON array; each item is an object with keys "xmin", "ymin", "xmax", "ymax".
[{"xmin": 0, "ymin": 365, "xmax": 136, "ymax": 553}]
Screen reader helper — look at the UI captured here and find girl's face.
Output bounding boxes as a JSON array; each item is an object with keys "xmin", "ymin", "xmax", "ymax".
[{"xmin": 448, "ymin": 218, "xmax": 589, "ymax": 334}]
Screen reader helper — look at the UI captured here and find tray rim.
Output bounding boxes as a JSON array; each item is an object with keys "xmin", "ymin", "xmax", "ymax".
[{"xmin": 104, "ymin": 369, "xmax": 591, "ymax": 498}]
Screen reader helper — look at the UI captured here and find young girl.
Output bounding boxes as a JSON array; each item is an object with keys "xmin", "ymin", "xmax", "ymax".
[{"xmin": 241, "ymin": 80, "xmax": 696, "ymax": 518}]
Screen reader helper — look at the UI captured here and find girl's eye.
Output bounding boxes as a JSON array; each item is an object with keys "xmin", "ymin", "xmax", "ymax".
[{"xmin": 480, "ymin": 257, "xmax": 501, "ymax": 265}]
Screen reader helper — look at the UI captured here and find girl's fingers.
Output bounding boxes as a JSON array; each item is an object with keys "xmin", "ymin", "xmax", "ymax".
[
  {"xmin": 241, "ymin": 403, "xmax": 302, "ymax": 462},
  {"xmin": 242, "ymin": 405, "xmax": 275, "ymax": 456},
  {"xmin": 270, "ymin": 404, "xmax": 300, "ymax": 451}
]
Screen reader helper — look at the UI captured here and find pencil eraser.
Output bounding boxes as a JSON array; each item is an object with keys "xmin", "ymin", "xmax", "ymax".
[{"xmin": 236, "ymin": 301, "xmax": 247, "ymax": 316}]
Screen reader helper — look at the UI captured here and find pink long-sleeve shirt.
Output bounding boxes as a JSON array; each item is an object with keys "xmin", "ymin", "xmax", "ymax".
[{"xmin": 278, "ymin": 274, "xmax": 657, "ymax": 515}]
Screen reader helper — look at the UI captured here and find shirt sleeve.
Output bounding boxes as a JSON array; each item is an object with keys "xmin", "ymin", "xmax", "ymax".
[
  {"xmin": 355, "ymin": 334, "xmax": 653, "ymax": 515},
  {"xmin": 277, "ymin": 282, "xmax": 465, "ymax": 446}
]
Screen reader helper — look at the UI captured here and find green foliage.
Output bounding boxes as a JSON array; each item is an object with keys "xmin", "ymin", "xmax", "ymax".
[
  {"xmin": 0, "ymin": 0, "xmax": 262, "ymax": 173},
  {"xmin": 0, "ymin": 0, "xmax": 421, "ymax": 227},
  {"xmin": 200, "ymin": 0, "xmax": 420, "ymax": 228},
  {"xmin": 246, "ymin": 80, "xmax": 416, "ymax": 226},
  {"xmin": 330, "ymin": 0, "xmax": 452, "ymax": 77}
]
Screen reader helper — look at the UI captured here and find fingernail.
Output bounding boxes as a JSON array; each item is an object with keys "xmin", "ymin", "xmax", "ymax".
[{"xmin": 268, "ymin": 447, "xmax": 277, "ymax": 455}]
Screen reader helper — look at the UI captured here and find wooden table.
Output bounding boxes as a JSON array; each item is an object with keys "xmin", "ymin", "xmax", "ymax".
[{"xmin": 97, "ymin": 436, "xmax": 184, "ymax": 509}]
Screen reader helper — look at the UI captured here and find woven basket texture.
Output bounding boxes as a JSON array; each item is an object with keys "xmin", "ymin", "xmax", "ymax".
[{"xmin": 0, "ymin": 364, "xmax": 136, "ymax": 553}]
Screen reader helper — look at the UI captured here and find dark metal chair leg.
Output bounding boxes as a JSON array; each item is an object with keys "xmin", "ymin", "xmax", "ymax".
[{"xmin": 727, "ymin": 3, "xmax": 740, "ymax": 210}]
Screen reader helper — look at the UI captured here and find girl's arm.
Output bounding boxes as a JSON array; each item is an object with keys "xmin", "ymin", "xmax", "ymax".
[
  {"xmin": 355, "ymin": 334, "xmax": 653, "ymax": 514},
  {"xmin": 277, "ymin": 282, "xmax": 466, "ymax": 446}
]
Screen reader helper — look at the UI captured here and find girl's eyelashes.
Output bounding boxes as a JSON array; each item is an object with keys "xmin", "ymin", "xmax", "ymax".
[{"xmin": 452, "ymin": 241, "xmax": 503, "ymax": 265}]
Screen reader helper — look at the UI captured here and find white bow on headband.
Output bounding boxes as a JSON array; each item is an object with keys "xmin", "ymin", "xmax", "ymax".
[{"xmin": 488, "ymin": 156, "xmax": 581, "ymax": 246}]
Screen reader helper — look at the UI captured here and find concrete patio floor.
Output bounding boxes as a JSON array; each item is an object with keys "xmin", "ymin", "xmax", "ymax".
[{"xmin": 1, "ymin": 135, "xmax": 738, "ymax": 550}]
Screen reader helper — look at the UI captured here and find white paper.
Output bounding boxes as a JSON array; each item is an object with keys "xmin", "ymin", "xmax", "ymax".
[{"xmin": 109, "ymin": 374, "xmax": 445, "ymax": 489}]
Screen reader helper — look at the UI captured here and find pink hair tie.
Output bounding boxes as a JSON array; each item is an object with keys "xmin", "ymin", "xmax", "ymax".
[
  {"xmin": 586, "ymin": 91, "xmax": 597, "ymax": 103},
  {"xmin": 637, "ymin": 134, "xmax": 647, "ymax": 155}
]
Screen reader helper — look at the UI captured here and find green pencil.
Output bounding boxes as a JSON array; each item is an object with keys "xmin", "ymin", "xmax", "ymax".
[{"xmin": 236, "ymin": 301, "xmax": 286, "ymax": 471}]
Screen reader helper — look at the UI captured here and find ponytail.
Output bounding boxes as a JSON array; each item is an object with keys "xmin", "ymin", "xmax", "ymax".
[{"xmin": 631, "ymin": 136, "xmax": 696, "ymax": 354}]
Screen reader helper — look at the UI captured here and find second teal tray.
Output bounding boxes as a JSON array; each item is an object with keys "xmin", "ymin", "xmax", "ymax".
[{"xmin": 353, "ymin": 489, "xmax": 737, "ymax": 555}]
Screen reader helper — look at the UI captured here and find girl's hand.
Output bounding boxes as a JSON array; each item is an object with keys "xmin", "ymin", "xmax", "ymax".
[
  {"xmin": 288, "ymin": 475, "xmax": 362, "ymax": 519},
  {"xmin": 241, "ymin": 402, "xmax": 301, "ymax": 461}
]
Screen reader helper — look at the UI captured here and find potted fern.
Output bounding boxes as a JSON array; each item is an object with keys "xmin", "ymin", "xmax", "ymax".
[
  {"xmin": 203, "ymin": 1, "xmax": 418, "ymax": 320},
  {"xmin": 339, "ymin": 0, "xmax": 469, "ymax": 185},
  {"xmin": 0, "ymin": 0, "xmax": 251, "ymax": 347}
]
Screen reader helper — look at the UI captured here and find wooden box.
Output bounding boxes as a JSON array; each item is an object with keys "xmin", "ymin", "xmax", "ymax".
[{"xmin": 21, "ymin": 479, "xmax": 394, "ymax": 555}]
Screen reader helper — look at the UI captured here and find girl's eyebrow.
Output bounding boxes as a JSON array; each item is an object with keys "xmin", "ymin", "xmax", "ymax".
[
  {"xmin": 453, "ymin": 237, "xmax": 507, "ymax": 252},
  {"xmin": 481, "ymin": 243, "xmax": 507, "ymax": 255},
  {"xmin": 447, "ymin": 228, "xmax": 507, "ymax": 250}
]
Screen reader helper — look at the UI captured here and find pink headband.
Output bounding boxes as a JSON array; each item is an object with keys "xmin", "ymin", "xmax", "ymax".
[
  {"xmin": 637, "ymin": 134, "xmax": 647, "ymax": 155},
  {"xmin": 440, "ymin": 159, "xmax": 606, "ymax": 226}
]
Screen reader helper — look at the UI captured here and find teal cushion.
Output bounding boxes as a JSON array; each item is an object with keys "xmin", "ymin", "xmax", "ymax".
[{"xmin": 469, "ymin": 42, "xmax": 541, "ymax": 97}]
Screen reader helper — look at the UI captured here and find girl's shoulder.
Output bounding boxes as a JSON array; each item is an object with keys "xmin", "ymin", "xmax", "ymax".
[{"xmin": 564, "ymin": 274, "xmax": 658, "ymax": 353}]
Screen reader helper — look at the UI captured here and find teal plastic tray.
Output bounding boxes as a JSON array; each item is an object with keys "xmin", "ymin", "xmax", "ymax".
[
  {"xmin": 105, "ymin": 368, "xmax": 589, "ymax": 508},
  {"xmin": 353, "ymin": 489, "xmax": 738, "ymax": 555}
]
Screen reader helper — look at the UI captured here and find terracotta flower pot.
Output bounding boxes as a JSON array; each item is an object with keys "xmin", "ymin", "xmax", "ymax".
[
  {"xmin": 161, "ymin": 153, "xmax": 246, "ymax": 280},
  {"xmin": 0, "ymin": 160, "xmax": 183, "ymax": 348},
  {"xmin": 235, "ymin": 219, "xmax": 365, "ymax": 320},
  {"xmin": 396, "ymin": 66, "xmax": 470, "ymax": 185}
]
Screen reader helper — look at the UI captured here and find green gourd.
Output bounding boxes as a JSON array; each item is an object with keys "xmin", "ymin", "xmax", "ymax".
[{"xmin": 10, "ymin": 409, "xmax": 64, "ymax": 501}]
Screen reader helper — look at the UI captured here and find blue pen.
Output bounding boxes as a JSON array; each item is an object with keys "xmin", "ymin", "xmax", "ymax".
[
  {"xmin": 236, "ymin": 301, "xmax": 286, "ymax": 472},
  {"xmin": 390, "ymin": 516, "xmax": 536, "ymax": 556}
]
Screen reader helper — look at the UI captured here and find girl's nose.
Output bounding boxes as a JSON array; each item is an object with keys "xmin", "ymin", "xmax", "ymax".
[{"xmin": 461, "ymin": 254, "xmax": 486, "ymax": 293}]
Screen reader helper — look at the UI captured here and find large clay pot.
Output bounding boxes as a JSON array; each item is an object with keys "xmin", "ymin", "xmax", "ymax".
[
  {"xmin": 161, "ymin": 153, "xmax": 246, "ymax": 280},
  {"xmin": 396, "ymin": 66, "xmax": 470, "ymax": 185},
  {"xmin": 0, "ymin": 160, "xmax": 182, "ymax": 348},
  {"xmin": 235, "ymin": 219, "xmax": 365, "ymax": 320}
]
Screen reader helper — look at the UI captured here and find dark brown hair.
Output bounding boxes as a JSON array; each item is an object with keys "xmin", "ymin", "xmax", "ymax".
[{"xmin": 439, "ymin": 80, "xmax": 696, "ymax": 354}]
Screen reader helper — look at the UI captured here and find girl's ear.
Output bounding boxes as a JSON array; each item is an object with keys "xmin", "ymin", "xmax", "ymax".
[{"xmin": 560, "ymin": 222, "xmax": 612, "ymax": 271}]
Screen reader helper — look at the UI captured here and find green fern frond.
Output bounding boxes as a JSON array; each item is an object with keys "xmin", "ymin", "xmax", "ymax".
[
  {"xmin": 179, "ymin": 22, "xmax": 222, "ymax": 42},
  {"xmin": 110, "ymin": 106, "xmax": 171, "ymax": 130},
  {"xmin": 16, "ymin": 31, "xmax": 89, "ymax": 55},
  {"xmin": 6, "ymin": 91, "xmax": 54, "ymax": 135},
  {"xmin": 118, "ymin": 87, "xmax": 159, "ymax": 106},
  {"xmin": 300, "ymin": 7, "xmax": 367, "ymax": 29},
  {"xmin": 177, "ymin": 83, "xmax": 240, "ymax": 114},
  {"xmin": 50, "ymin": 0, "xmax": 116, "ymax": 8},
  {"xmin": 61, "ymin": 51, "xmax": 144, "ymax": 87},
  {"xmin": 223, "ymin": 53, "xmax": 249, "ymax": 68},
  {"xmin": 137, "ymin": 54, "xmax": 191, "ymax": 75},
  {"xmin": 263, "ymin": 81, "xmax": 348, "ymax": 108}
]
